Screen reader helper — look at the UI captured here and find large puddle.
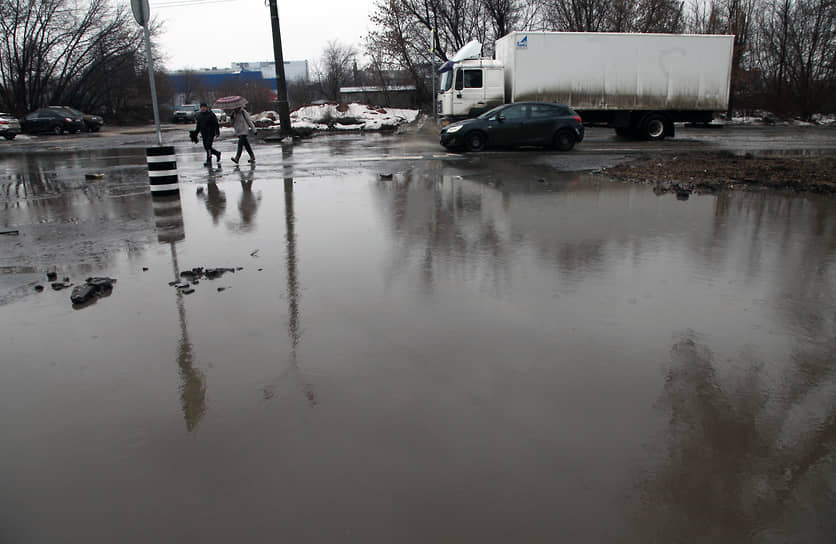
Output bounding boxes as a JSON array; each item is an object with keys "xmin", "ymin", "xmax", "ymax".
[{"xmin": 1, "ymin": 146, "xmax": 835, "ymax": 542}]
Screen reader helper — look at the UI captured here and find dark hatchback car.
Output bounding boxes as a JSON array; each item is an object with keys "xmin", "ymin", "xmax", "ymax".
[
  {"xmin": 441, "ymin": 102, "xmax": 584, "ymax": 152},
  {"xmin": 20, "ymin": 108, "xmax": 86, "ymax": 135},
  {"xmin": 49, "ymin": 106, "xmax": 104, "ymax": 132}
]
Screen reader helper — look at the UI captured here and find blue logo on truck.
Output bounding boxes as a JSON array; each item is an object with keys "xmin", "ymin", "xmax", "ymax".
[{"xmin": 516, "ymin": 35, "xmax": 528, "ymax": 49}]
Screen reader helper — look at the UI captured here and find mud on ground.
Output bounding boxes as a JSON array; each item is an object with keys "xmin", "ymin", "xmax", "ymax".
[{"xmin": 599, "ymin": 152, "xmax": 836, "ymax": 194}]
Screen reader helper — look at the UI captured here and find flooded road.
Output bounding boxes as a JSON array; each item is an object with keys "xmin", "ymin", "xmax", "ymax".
[{"xmin": 1, "ymin": 132, "xmax": 835, "ymax": 542}]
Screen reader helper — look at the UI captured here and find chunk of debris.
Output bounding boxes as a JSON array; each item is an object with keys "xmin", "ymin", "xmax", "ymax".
[
  {"xmin": 379, "ymin": 173, "xmax": 394, "ymax": 180},
  {"xmin": 34, "ymin": 285, "xmax": 44, "ymax": 292},
  {"xmin": 85, "ymin": 173, "xmax": 105, "ymax": 180},
  {"xmin": 70, "ymin": 276, "xmax": 117, "ymax": 307},
  {"xmin": 182, "ymin": 288, "xmax": 195, "ymax": 294},
  {"xmin": 46, "ymin": 271, "xmax": 58, "ymax": 281},
  {"xmin": 0, "ymin": 229, "xmax": 19, "ymax": 236},
  {"xmin": 70, "ymin": 284, "xmax": 97, "ymax": 304}
]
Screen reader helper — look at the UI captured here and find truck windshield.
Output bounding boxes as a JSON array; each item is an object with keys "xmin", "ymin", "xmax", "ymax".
[{"xmin": 439, "ymin": 71, "xmax": 452, "ymax": 92}]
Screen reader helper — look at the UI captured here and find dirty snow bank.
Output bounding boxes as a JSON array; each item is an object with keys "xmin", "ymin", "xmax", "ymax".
[
  {"xmin": 724, "ymin": 111, "xmax": 836, "ymax": 126},
  {"xmin": 252, "ymin": 103, "xmax": 420, "ymax": 132}
]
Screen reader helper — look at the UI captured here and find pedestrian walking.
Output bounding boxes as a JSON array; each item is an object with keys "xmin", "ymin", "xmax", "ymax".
[
  {"xmin": 194, "ymin": 102, "xmax": 221, "ymax": 167},
  {"xmin": 229, "ymin": 106, "xmax": 256, "ymax": 164}
]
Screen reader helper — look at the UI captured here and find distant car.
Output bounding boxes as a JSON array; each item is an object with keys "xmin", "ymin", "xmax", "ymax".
[
  {"xmin": 212, "ymin": 108, "xmax": 228, "ymax": 124},
  {"xmin": 171, "ymin": 104, "xmax": 200, "ymax": 123},
  {"xmin": 20, "ymin": 108, "xmax": 85, "ymax": 135},
  {"xmin": 0, "ymin": 112, "xmax": 21, "ymax": 140},
  {"xmin": 49, "ymin": 106, "xmax": 104, "ymax": 132},
  {"xmin": 440, "ymin": 102, "xmax": 584, "ymax": 152}
]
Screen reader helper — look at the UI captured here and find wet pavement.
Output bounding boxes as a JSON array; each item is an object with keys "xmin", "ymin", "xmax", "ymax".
[{"xmin": 1, "ymin": 127, "xmax": 835, "ymax": 542}]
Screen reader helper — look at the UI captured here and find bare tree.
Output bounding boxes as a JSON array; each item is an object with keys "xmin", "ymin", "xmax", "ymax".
[
  {"xmin": 545, "ymin": 0, "xmax": 613, "ymax": 31},
  {"xmin": 315, "ymin": 40, "xmax": 358, "ymax": 101},
  {"xmin": 0, "ymin": 0, "xmax": 145, "ymax": 114},
  {"xmin": 754, "ymin": 0, "xmax": 835, "ymax": 118}
]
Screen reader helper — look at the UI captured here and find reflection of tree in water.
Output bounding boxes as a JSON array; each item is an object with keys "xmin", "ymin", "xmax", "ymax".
[
  {"xmin": 637, "ymin": 333, "xmax": 835, "ymax": 542},
  {"xmin": 375, "ymin": 170, "xmax": 511, "ymax": 294}
]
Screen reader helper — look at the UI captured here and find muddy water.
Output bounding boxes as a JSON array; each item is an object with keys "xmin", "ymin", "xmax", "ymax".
[{"xmin": 1, "ymin": 148, "xmax": 834, "ymax": 542}]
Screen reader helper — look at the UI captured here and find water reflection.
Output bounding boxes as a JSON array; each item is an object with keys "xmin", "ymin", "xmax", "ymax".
[
  {"xmin": 0, "ymin": 152, "xmax": 152, "ymax": 283},
  {"xmin": 172, "ymin": 250, "xmax": 207, "ymax": 431},
  {"xmin": 152, "ymin": 193, "xmax": 206, "ymax": 430},
  {"xmin": 637, "ymin": 333, "xmax": 835, "ymax": 542},
  {"xmin": 202, "ymin": 181, "xmax": 226, "ymax": 224},
  {"xmin": 236, "ymin": 165, "xmax": 260, "ymax": 230},
  {"xmin": 262, "ymin": 150, "xmax": 317, "ymax": 406}
]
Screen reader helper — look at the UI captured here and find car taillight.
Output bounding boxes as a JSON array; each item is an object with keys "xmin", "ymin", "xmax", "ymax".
[
  {"xmin": 65, "ymin": 117, "xmax": 72, "ymax": 122},
  {"xmin": 573, "ymin": 115, "xmax": 582, "ymax": 123},
  {"xmin": 0, "ymin": 120, "xmax": 7, "ymax": 125}
]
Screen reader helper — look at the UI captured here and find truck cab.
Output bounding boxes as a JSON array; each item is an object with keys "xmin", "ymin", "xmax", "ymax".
[{"xmin": 438, "ymin": 59, "xmax": 504, "ymax": 120}]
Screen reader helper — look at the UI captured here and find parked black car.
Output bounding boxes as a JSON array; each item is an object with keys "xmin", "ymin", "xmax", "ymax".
[
  {"xmin": 440, "ymin": 102, "xmax": 584, "ymax": 152},
  {"xmin": 171, "ymin": 104, "xmax": 201, "ymax": 123},
  {"xmin": 20, "ymin": 108, "xmax": 85, "ymax": 135},
  {"xmin": 49, "ymin": 106, "xmax": 104, "ymax": 132}
]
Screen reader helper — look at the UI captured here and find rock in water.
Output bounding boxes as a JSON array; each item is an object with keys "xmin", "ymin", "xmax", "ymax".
[{"xmin": 70, "ymin": 284, "xmax": 97, "ymax": 304}]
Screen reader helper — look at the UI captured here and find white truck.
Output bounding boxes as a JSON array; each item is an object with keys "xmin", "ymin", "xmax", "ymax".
[{"xmin": 438, "ymin": 32, "xmax": 734, "ymax": 140}]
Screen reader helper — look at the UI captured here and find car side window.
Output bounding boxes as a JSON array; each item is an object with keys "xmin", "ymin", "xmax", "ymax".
[
  {"xmin": 501, "ymin": 105, "xmax": 527, "ymax": 120},
  {"xmin": 530, "ymin": 104, "xmax": 559, "ymax": 119}
]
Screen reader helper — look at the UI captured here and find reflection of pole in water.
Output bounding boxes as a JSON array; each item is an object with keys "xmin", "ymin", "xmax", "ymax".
[
  {"xmin": 170, "ymin": 242, "xmax": 206, "ymax": 430},
  {"xmin": 152, "ymin": 193, "xmax": 206, "ymax": 430},
  {"xmin": 283, "ymin": 173, "xmax": 316, "ymax": 406}
]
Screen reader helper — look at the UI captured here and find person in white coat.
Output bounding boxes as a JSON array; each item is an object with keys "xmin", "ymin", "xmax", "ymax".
[{"xmin": 229, "ymin": 106, "xmax": 256, "ymax": 164}]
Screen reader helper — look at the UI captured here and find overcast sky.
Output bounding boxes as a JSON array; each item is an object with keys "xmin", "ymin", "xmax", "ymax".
[{"xmin": 150, "ymin": 0, "xmax": 376, "ymax": 70}]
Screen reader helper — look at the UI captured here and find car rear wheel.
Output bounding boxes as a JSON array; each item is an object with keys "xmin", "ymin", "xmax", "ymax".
[
  {"xmin": 91, "ymin": 125, "xmax": 100, "ymax": 132},
  {"xmin": 3, "ymin": 134, "xmax": 15, "ymax": 140},
  {"xmin": 53, "ymin": 125, "xmax": 63, "ymax": 135},
  {"xmin": 464, "ymin": 131, "xmax": 486, "ymax": 152},
  {"xmin": 554, "ymin": 130, "xmax": 575, "ymax": 151}
]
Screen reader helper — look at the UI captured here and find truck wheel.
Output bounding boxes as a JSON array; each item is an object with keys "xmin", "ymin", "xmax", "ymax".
[
  {"xmin": 554, "ymin": 130, "xmax": 575, "ymax": 151},
  {"xmin": 641, "ymin": 114, "xmax": 667, "ymax": 140},
  {"xmin": 464, "ymin": 131, "xmax": 486, "ymax": 152}
]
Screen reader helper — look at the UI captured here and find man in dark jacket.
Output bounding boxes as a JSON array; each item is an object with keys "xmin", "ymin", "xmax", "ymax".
[{"xmin": 195, "ymin": 102, "xmax": 221, "ymax": 167}]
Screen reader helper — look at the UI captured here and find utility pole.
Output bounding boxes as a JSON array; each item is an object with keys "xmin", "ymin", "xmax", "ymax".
[{"xmin": 267, "ymin": 0, "xmax": 292, "ymax": 136}]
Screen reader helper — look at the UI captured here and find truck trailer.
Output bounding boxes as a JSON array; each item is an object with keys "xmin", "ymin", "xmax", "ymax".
[{"xmin": 438, "ymin": 32, "xmax": 734, "ymax": 140}]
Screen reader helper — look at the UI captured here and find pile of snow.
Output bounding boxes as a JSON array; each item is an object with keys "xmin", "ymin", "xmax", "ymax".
[
  {"xmin": 725, "ymin": 110, "xmax": 836, "ymax": 126},
  {"xmin": 252, "ymin": 103, "xmax": 419, "ymax": 132}
]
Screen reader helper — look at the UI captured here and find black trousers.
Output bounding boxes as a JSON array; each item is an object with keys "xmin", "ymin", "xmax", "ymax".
[
  {"xmin": 235, "ymin": 135, "xmax": 254, "ymax": 160},
  {"xmin": 203, "ymin": 135, "xmax": 219, "ymax": 163}
]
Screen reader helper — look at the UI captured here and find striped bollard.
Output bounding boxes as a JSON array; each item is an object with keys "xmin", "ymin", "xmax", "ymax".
[{"xmin": 146, "ymin": 146, "xmax": 179, "ymax": 195}]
